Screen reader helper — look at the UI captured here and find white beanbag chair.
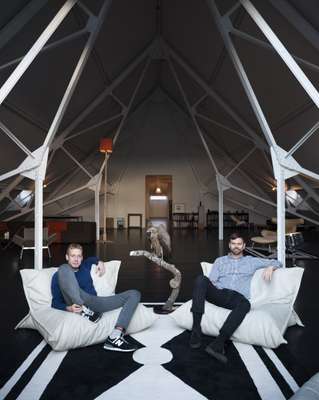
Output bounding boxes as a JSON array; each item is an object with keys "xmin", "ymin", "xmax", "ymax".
[
  {"xmin": 171, "ymin": 262, "xmax": 304, "ymax": 348},
  {"xmin": 16, "ymin": 261, "xmax": 158, "ymax": 351}
]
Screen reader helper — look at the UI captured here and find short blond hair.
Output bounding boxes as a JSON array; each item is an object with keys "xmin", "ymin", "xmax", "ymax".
[{"xmin": 66, "ymin": 243, "xmax": 83, "ymax": 255}]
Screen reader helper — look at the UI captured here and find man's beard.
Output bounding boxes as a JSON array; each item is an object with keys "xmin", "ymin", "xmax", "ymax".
[{"xmin": 230, "ymin": 248, "xmax": 243, "ymax": 255}]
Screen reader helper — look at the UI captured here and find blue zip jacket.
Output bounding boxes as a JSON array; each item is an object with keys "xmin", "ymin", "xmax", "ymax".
[{"xmin": 51, "ymin": 256, "xmax": 99, "ymax": 310}]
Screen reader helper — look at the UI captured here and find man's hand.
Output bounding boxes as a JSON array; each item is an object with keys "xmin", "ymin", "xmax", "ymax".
[
  {"xmin": 66, "ymin": 304, "xmax": 82, "ymax": 313},
  {"xmin": 96, "ymin": 261, "xmax": 106, "ymax": 277},
  {"xmin": 262, "ymin": 266, "xmax": 275, "ymax": 282}
]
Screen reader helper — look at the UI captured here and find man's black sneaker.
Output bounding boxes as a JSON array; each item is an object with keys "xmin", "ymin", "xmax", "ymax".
[
  {"xmin": 103, "ymin": 335, "xmax": 137, "ymax": 352},
  {"xmin": 189, "ymin": 329, "xmax": 202, "ymax": 349},
  {"xmin": 81, "ymin": 305, "xmax": 102, "ymax": 323},
  {"xmin": 205, "ymin": 342, "xmax": 228, "ymax": 364}
]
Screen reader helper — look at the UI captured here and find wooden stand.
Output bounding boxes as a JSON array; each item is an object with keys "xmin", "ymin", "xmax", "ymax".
[{"xmin": 130, "ymin": 250, "xmax": 182, "ymax": 312}]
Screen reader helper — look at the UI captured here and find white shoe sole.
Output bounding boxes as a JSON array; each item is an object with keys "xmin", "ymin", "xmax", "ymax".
[{"xmin": 103, "ymin": 344, "xmax": 137, "ymax": 352}]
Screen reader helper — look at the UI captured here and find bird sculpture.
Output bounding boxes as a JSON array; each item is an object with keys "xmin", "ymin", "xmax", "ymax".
[
  {"xmin": 146, "ymin": 224, "xmax": 171, "ymax": 259},
  {"xmin": 130, "ymin": 223, "xmax": 180, "ymax": 313}
]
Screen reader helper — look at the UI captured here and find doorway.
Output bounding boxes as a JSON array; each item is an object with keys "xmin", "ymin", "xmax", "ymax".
[{"xmin": 145, "ymin": 175, "xmax": 172, "ymax": 229}]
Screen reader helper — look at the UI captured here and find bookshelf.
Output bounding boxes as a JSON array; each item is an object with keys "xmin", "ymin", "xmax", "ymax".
[{"xmin": 172, "ymin": 212, "xmax": 199, "ymax": 228}]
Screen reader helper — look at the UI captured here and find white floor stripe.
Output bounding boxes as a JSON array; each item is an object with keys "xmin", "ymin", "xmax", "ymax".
[
  {"xmin": 16, "ymin": 350, "xmax": 67, "ymax": 400},
  {"xmin": 263, "ymin": 348, "xmax": 299, "ymax": 393},
  {"xmin": 0, "ymin": 340, "xmax": 47, "ymax": 399},
  {"xmin": 234, "ymin": 342, "xmax": 286, "ymax": 400}
]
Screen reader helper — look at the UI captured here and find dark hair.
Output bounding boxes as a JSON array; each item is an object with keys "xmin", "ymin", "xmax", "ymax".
[{"xmin": 229, "ymin": 232, "xmax": 245, "ymax": 243}]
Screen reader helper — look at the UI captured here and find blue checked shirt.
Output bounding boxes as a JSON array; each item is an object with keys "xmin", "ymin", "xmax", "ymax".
[{"xmin": 208, "ymin": 255, "xmax": 282, "ymax": 299}]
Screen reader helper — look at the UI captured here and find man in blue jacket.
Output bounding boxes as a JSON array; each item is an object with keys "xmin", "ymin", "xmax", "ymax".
[
  {"xmin": 51, "ymin": 243, "xmax": 140, "ymax": 352},
  {"xmin": 190, "ymin": 232, "xmax": 282, "ymax": 363}
]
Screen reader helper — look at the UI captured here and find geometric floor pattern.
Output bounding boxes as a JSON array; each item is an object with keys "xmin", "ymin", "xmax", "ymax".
[{"xmin": 1, "ymin": 316, "xmax": 308, "ymax": 400}]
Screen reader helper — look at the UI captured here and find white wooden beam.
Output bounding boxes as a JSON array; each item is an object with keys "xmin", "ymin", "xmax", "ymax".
[{"xmin": 0, "ymin": 0, "xmax": 78, "ymax": 106}]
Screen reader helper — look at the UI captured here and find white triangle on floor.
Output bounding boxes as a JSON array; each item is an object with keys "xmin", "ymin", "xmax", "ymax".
[
  {"xmin": 131, "ymin": 314, "xmax": 184, "ymax": 347},
  {"xmin": 94, "ymin": 365, "xmax": 208, "ymax": 400}
]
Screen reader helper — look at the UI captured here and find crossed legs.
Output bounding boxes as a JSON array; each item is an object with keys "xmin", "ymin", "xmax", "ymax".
[{"xmin": 58, "ymin": 264, "xmax": 141, "ymax": 331}]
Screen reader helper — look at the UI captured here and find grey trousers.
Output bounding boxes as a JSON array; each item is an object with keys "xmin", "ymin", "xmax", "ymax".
[{"xmin": 58, "ymin": 264, "xmax": 141, "ymax": 330}]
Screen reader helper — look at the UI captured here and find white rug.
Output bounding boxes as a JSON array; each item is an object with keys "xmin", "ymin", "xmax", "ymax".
[{"xmin": 1, "ymin": 315, "xmax": 305, "ymax": 400}]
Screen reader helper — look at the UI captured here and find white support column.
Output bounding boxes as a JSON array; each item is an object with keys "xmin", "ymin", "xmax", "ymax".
[
  {"xmin": 270, "ymin": 146, "xmax": 302, "ymax": 266},
  {"xmin": 19, "ymin": 148, "xmax": 49, "ymax": 269},
  {"xmin": 275, "ymin": 165, "xmax": 286, "ymax": 267},
  {"xmin": 88, "ymin": 156, "xmax": 107, "ymax": 241},
  {"xmin": 217, "ymin": 175, "xmax": 224, "ymax": 240},
  {"xmin": 103, "ymin": 153, "xmax": 109, "ymax": 242},
  {"xmin": 88, "ymin": 173, "xmax": 103, "ymax": 242},
  {"xmin": 94, "ymin": 176, "xmax": 101, "ymax": 241},
  {"xmin": 216, "ymin": 174, "xmax": 230, "ymax": 240},
  {"xmin": 34, "ymin": 171, "xmax": 44, "ymax": 269},
  {"xmin": 34, "ymin": 149, "xmax": 48, "ymax": 269}
]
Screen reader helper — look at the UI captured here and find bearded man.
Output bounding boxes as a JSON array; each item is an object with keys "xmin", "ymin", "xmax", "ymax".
[{"xmin": 190, "ymin": 232, "xmax": 282, "ymax": 363}]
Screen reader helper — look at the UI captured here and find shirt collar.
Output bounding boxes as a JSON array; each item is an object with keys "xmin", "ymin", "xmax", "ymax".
[{"xmin": 227, "ymin": 253, "xmax": 244, "ymax": 260}]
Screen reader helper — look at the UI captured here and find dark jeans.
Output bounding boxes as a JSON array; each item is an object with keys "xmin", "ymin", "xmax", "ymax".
[{"xmin": 191, "ymin": 275, "xmax": 250, "ymax": 339}]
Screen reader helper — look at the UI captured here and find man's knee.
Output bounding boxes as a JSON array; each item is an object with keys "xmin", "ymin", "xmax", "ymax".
[
  {"xmin": 194, "ymin": 274, "xmax": 210, "ymax": 288},
  {"xmin": 58, "ymin": 263, "xmax": 72, "ymax": 276},
  {"xmin": 239, "ymin": 298, "xmax": 251, "ymax": 314},
  {"xmin": 128, "ymin": 289, "xmax": 141, "ymax": 303}
]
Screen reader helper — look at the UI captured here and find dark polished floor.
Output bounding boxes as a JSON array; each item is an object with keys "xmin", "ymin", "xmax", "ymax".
[{"xmin": 1, "ymin": 227, "xmax": 319, "ymax": 388}]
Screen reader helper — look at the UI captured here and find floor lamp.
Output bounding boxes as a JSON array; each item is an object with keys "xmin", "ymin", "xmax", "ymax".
[{"xmin": 99, "ymin": 138, "xmax": 113, "ymax": 242}]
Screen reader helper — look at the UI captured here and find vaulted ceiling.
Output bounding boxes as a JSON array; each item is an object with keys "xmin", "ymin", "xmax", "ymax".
[{"xmin": 0, "ymin": 0, "xmax": 319, "ymax": 223}]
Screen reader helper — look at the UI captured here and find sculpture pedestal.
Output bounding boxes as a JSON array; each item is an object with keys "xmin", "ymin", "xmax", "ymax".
[{"xmin": 153, "ymin": 305, "xmax": 178, "ymax": 314}]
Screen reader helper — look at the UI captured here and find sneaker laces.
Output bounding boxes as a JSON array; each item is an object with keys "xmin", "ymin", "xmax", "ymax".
[{"xmin": 109, "ymin": 333, "xmax": 128, "ymax": 345}]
